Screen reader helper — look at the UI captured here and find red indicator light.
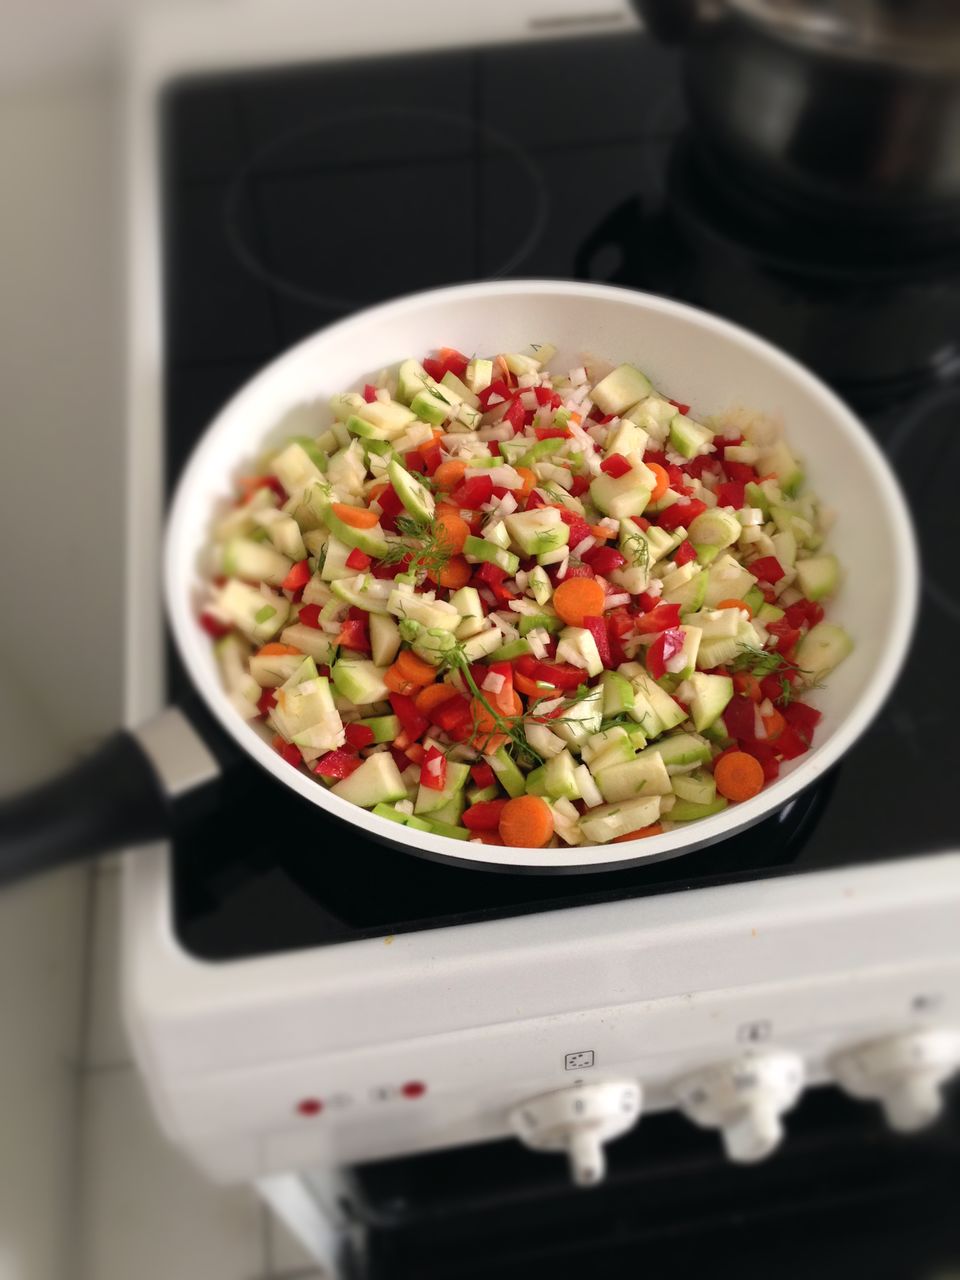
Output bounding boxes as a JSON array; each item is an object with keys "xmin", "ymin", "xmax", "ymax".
[
  {"xmin": 401, "ymin": 1081, "xmax": 426, "ymax": 1099},
  {"xmin": 296, "ymin": 1098, "xmax": 323, "ymax": 1116}
]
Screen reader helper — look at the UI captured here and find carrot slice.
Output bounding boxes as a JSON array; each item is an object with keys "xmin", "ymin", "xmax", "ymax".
[
  {"xmin": 553, "ymin": 578, "xmax": 606, "ymax": 627},
  {"xmin": 434, "ymin": 460, "xmax": 467, "ymax": 492},
  {"xmin": 514, "ymin": 671, "xmax": 558, "ymax": 699},
  {"xmin": 256, "ymin": 642, "xmax": 302, "ymax": 656},
  {"xmin": 384, "ymin": 664, "xmax": 417, "ymax": 695},
  {"xmin": 432, "ymin": 554, "xmax": 471, "ymax": 590},
  {"xmin": 415, "ymin": 682, "xmax": 459, "ymax": 717},
  {"xmin": 396, "ymin": 648, "xmax": 439, "ymax": 687},
  {"xmin": 588, "ymin": 524, "xmax": 613, "ymax": 541},
  {"xmin": 612, "ymin": 823, "xmax": 664, "ymax": 843},
  {"xmin": 498, "ymin": 794, "xmax": 555, "ymax": 848},
  {"xmin": 714, "ymin": 751, "xmax": 765, "ymax": 802},
  {"xmin": 367, "ymin": 482, "xmax": 390, "ymax": 505},
  {"xmin": 646, "ymin": 462, "xmax": 670, "ymax": 502},
  {"xmin": 331, "ymin": 502, "xmax": 378, "ymax": 529},
  {"xmin": 435, "ymin": 510, "xmax": 470, "ymax": 554},
  {"xmin": 732, "ymin": 672, "xmax": 762, "ymax": 703},
  {"xmin": 716, "ymin": 597, "xmax": 753, "ymax": 618},
  {"xmin": 761, "ymin": 707, "xmax": 786, "ymax": 740},
  {"xmin": 514, "ymin": 466, "xmax": 536, "ymax": 501}
]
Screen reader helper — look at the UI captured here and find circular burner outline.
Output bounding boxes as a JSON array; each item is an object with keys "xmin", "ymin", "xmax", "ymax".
[{"xmin": 223, "ymin": 106, "xmax": 550, "ymax": 312}]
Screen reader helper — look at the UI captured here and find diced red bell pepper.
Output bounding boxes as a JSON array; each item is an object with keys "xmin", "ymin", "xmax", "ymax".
[
  {"xmin": 256, "ymin": 687, "xmax": 277, "ymax": 717},
  {"xmin": 784, "ymin": 701, "xmax": 822, "ymax": 743},
  {"xmin": 558, "ymin": 509, "xmax": 593, "ymax": 549},
  {"xmin": 656, "ymin": 499, "xmax": 707, "ymax": 531},
  {"xmin": 631, "ymin": 515, "xmax": 650, "ymax": 532},
  {"xmin": 600, "ymin": 453, "xmax": 631, "ymax": 478},
  {"xmin": 766, "ymin": 619, "xmax": 802, "ymax": 653},
  {"xmin": 363, "ymin": 383, "xmax": 378, "ymax": 403},
  {"xmin": 723, "ymin": 460, "xmax": 757, "ymax": 483},
  {"xmin": 337, "ymin": 617, "xmax": 370, "ymax": 651},
  {"xmin": 684, "ymin": 455, "xmax": 722, "ymax": 480},
  {"xmin": 734, "ymin": 672, "xmax": 763, "ymax": 702},
  {"xmin": 199, "ymin": 611, "xmax": 232, "ymax": 639},
  {"xmin": 376, "ymin": 485, "xmax": 406, "ymax": 518},
  {"xmin": 488, "ymin": 441, "xmax": 501, "ymax": 458},
  {"xmin": 282, "ymin": 559, "xmax": 312, "ymax": 591},
  {"xmin": 646, "ymin": 627, "xmax": 685, "ymax": 680},
  {"xmin": 274, "ymin": 740, "xmax": 303, "ymax": 767},
  {"xmin": 422, "ymin": 357, "xmax": 445, "ymax": 382},
  {"xmin": 635, "ymin": 603, "xmax": 682, "ymax": 634},
  {"xmin": 389, "ymin": 693, "xmax": 429, "ymax": 741},
  {"xmin": 774, "ymin": 724, "xmax": 809, "ymax": 760},
  {"xmin": 750, "ymin": 556, "xmax": 786, "ymax": 584},
  {"xmin": 524, "ymin": 489, "xmax": 547, "ymax": 510},
  {"xmin": 715, "ymin": 481, "xmax": 745, "ymax": 510},
  {"xmin": 345, "ymin": 548, "xmax": 372, "ymax": 571},
  {"xmin": 554, "ymin": 560, "xmax": 594, "ymax": 581},
  {"xmin": 534, "ymin": 385, "xmax": 563, "ymax": 408},
  {"xmin": 371, "ymin": 558, "xmax": 410, "ymax": 579},
  {"xmin": 672, "ymin": 540, "xmax": 697, "ymax": 567},
  {"xmin": 534, "ymin": 427, "xmax": 569, "ymax": 440},
  {"xmin": 420, "ymin": 745, "xmax": 448, "ymax": 791},
  {"xmin": 478, "ymin": 379, "xmax": 511, "ymax": 409},
  {"xmin": 420, "ymin": 441, "xmax": 443, "ymax": 475},
  {"xmin": 582, "ymin": 616, "xmax": 612, "ymax": 667},
  {"xmin": 606, "ymin": 607, "xmax": 635, "ymax": 665},
  {"xmin": 503, "ymin": 397, "xmax": 526, "ymax": 433},
  {"xmin": 583, "ymin": 546, "xmax": 626, "ymax": 575},
  {"xmin": 742, "ymin": 739, "xmax": 781, "ymax": 782},
  {"xmin": 298, "ymin": 604, "xmax": 323, "ymax": 629},
  {"xmin": 437, "ymin": 347, "xmax": 469, "ymax": 379},
  {"xmin": 470, "ymin": 762, "xmax": 495, "ymax": 789},
  {"xmin": 569, "ymin": 475, "xmax": 590, "ymax": 497},
  {"xmin": 515, "ymin": 655, "xmax": 585, "ymax": 692},
  {"xmin": 760, "ymin": 671, "xmax": 800, "ymax": 703},
  {"xmin": 718, "ymin": 435, "xmax": 744, "ymax": 452},
  {"xmin": 667, "ymin": 398, "xmax": 690, "ymax": 415},
  {"xmin": 432, "ymin": 694, "xmax": 474, "ymax": 741},
  {"xmin": 451, "ymin": 474, "xmax": 494, "ymax": 509},
  {"xmin": 723, "ymin": 694, "xmax": 762, "ymax": 743},
  {"xmin": 784, "ymin": 598, "xmax": 825, "ymax": 629},
  {"xmin": 462, "ymin": 798, "xmax": 509, "ymax": 831},
  {"xmin": 405, "ymin": 450, "xmax": 428, "ymax": 474},
  {"xmin": 344, "ymin": 722, "xmax": 375, "ymax": 750}
]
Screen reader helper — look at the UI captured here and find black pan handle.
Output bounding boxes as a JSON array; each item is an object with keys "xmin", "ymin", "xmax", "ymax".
[{"xmin": 0, "ymin": 692, "xmax": 234, "ymax": 885}]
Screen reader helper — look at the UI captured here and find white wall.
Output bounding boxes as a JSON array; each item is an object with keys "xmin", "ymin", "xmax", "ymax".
[{"xmin": 0, "ymin": 72, "xmax": 125, "ymax": 1280}]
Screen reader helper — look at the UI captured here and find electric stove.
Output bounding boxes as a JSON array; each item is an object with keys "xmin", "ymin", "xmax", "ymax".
[
  {"xmin": 160, "ymin": 31, "xmax": 959, "ymax": 963},
  {"xmin": 123, "ymin": 11, "xmax": 960, "ymax": 1273}
]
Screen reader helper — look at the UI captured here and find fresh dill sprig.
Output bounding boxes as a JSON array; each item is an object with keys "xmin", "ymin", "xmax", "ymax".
[
  {"xmin": 379, "ymin": 514, "xmax": 453, "ymax": 583},
  {"xmin": 621, "ymin": 526, "xmax": 650, "ymax": 573},
  {"xmin": 439, "ymin": 643, "xmax": 544, "ymax": 766},
  {"xmin": 730, "ymin": 643, "xmax": 822, "ymax": 696}
]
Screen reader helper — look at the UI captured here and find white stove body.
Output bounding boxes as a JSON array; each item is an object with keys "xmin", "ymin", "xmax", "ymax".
[{"xmin": 122, "ymin": 0, "xmax": 960, "ymax": 1233}]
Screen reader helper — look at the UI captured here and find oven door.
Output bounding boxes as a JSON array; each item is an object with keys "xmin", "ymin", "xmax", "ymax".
[{"xmin": 340, "ymin": 1086, "xmax": 959, "ymax": 1279}]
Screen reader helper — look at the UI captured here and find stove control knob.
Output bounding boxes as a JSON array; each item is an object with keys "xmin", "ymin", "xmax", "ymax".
[
  {"xmin": 830, "ymin": 1029, "xmax": 960, "ymax": 1132},
  {"xmin": 509, "ymin": 1081, "xmax": 642, "ymax": 1187},
  {"xmin": 670, "ymin": 1051, "xmax": 805, "ymax": 1163}
]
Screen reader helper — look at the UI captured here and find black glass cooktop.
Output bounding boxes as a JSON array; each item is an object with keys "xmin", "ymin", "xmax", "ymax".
[{"xmin": 161, "ymin": 34, "xmax": 958, "ymax": 962}]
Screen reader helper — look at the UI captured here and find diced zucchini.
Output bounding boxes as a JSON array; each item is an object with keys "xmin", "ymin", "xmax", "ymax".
[
  {"xmin": 795, "ymin": 622, "xmax": 853, "ymax": 683},
  {"xmin": 331, "ymin": 660, "xmax": 390, "ymax": 706},
  {"xmin": 668, "ymin": 796, "xmax": 729, "ymax": 822},
  {"xmin": 578, "ymin": 796, "xmax": 662, "ymax": 844},
  {"xmin": 595, "ymin": 751, "xmax": 673, "ymax": 802},
  {"xmin": 332, "ymin": 753, "xmax": 408, "ymax": 809},
  {"xmin": 590, "ymin": 363, "xmax": 652, "ymax": 415}
]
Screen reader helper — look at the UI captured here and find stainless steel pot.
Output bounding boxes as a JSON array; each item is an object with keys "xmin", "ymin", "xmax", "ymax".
[{"xmin": 634, "ymin": 0, "xmax": 960, "ymax": 221}]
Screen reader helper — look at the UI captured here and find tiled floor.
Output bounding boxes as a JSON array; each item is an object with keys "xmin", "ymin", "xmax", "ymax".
[{"xmin": 78, "ymin": 865, "xmax": 327, "ymax": 1280}]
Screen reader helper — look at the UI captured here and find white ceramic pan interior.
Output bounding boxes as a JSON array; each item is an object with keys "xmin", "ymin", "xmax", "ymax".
[{"xmin": 165, "ymin": 281, "xmax": 918, "ymax": 872}]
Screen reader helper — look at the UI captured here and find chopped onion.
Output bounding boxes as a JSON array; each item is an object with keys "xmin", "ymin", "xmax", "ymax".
[
  {"xmin": 488, "ymin": 466, "xmax": 523, "ymax": 489},
  {"xmin": 375, "ymin": 387, "xmax": 391, "ymax": 403},
  {"xmin": 754, "ymin": 706, "xmax": 767, "ymax": 739},
  {"xmin": 482, "ymin": 671, "xmax": 506, "ymax": 695},
  {"xmin": 536, "ymin": 697, "xmax": 564, "ymax": 715},
  {"xmin": 425, "ymin": 755, "xmax": 444, "ymax": 776},
  {"xmin": 665, "ymin": 651, "xmax": 688, "ymax": 674},
  {"xmin": 518, "ymin": 372, "xmax": 539, "ymax": 388},
  {"xmin": 604, "ymin": 592, "xmax": 631, "ymax": 609},
  {"xmin": 569, "ymin": 366, "xmax": 588, "ymax": 385},
  {"xmin": 520, "ymin": 391, "xmax": 538, "ymax": 410},
  {"xmin": 486, "ymin": 392, "xmax": 505, "ymax": 407},
  {"xmin": 572, "ymin": 536, "xmax": 595, "ymax": 558}
]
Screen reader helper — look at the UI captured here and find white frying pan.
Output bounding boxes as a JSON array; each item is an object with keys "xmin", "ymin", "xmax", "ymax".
[{"xmin": 0, "ymin": 282, "xmax": 917, "ymax": 880}]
